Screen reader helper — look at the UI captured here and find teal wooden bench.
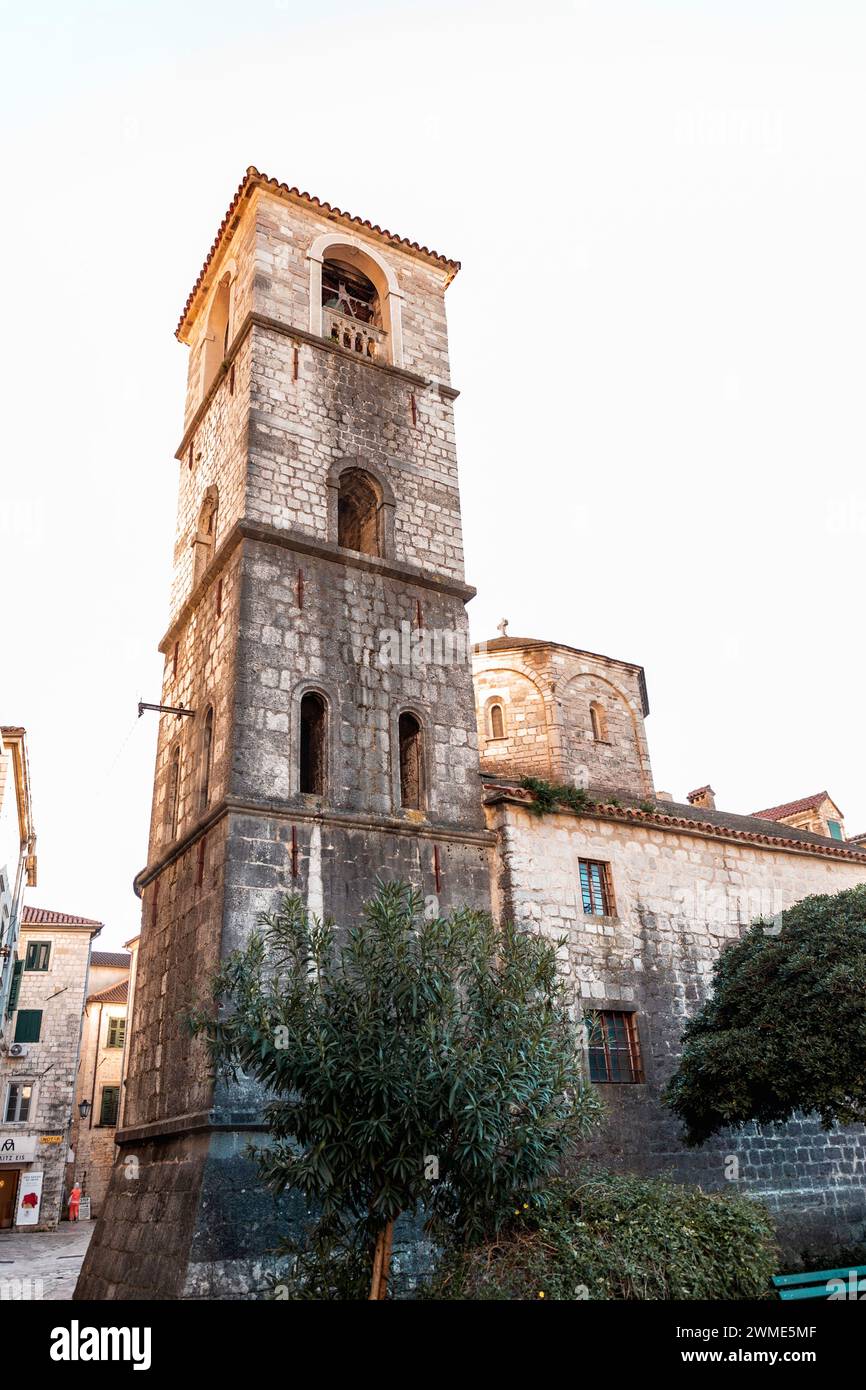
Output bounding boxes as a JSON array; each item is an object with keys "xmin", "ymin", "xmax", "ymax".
[{"xmin": 773, "ymin": 1266, "xmax": 866, "ymax": 1300}]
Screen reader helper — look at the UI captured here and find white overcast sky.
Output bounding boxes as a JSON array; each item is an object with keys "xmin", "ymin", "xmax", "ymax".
[{"xmin": 2, "ymin": 1, "xmax": 864, "ymax": 947}]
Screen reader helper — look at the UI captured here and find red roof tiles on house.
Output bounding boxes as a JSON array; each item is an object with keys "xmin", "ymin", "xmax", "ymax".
[
  {"xmin": 752, "ymin": 792, "xmax": 838, "ymax": 821},
  {"xmin": 22, "ymin": 906, "xmax": 102, "ymax": 929},
  {"xmin": 87, "ymin": 978, "xmax": 128, "ymax": 1006},
  {"xmin": 90, "ymin": 951, "xmax": 131, "ymax": 969},
  {"xmin": 176, "ymin": 166, "xmax": 461, "ymax": 340}
]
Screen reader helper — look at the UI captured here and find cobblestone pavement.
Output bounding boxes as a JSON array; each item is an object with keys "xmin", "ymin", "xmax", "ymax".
[{"xmin": 0, "ymin": 1222, "xmax": 94, "ymax": 1300}]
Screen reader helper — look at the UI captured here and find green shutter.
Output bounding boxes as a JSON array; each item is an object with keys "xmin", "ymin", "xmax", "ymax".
[
  {"xmin": 14, "ymin": 1009, "xmax": 42, "ymax": 1043},
  {"xmin": 6, "ymin": 959, "xmax": 23, "ymax": 1016},
  {"xmin": 99, "ymin": 1086, "xmax": 120, "ymax": 1127}
]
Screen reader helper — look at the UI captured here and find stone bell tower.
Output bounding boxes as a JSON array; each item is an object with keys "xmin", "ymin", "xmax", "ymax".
[{"xmin": 76, "ymin": 168, "xmax": 492, "ymax": 1299}]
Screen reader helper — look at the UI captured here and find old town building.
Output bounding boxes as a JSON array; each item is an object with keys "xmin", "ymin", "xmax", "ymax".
[
  {"xmin": 69, "ymin": 949, "xmax": 132, "ymax": 1216},
  {"xmin": 76, "ymin": 170, "xmax": 866, "ymax": 1298},
  {"xmin": 0, "ymin": 907, "xmax": 102, "ymax": 1230},
  {"xmin": 0, "ymin": 728, "xmax": 37, "ymax": 1021},
  {"xmin": 472, "ymin": 634, "xmax": 866, "ymax": 1260}
]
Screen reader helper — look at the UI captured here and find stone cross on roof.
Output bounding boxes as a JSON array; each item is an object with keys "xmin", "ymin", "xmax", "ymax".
[{"xmin": 497, "ymin": 618, "xmax": 509, "ymax": 637}]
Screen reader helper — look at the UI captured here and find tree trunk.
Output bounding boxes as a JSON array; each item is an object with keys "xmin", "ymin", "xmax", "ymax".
[{"xmin": 368, "ymin": 1219, "xmax": 395, "ymax": 1300}]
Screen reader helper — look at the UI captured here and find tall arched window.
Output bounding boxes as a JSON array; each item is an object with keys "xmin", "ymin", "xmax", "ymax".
[
  {"xmin": 201, "ymin": 273, "xmax": 231, "ymax": 397},
  {"xmin": 398, "ymin": 712, "xmax": 424, "ymax": 810},
  {"xmin": 338, "ymin": 469, "xmax": 381, "ymax": 556},
  {"xmin": 299, "ymin": 692, "xmax": 327, "ymax": 795},
  {"xmin": 590, "ymin": 701, "xmax": 608, "ymax": 743},
  {"xmin": 490, "ymin": 703, "xmax": 505, "ymax": 739},
  {"xmin": 166, "ymin": 745, "xmax": 181, "ymax": 839},
  {"xmin": 193, "ymin": 489, "xmax": 218, "ymax": 585},
  {"xmin": 199, "ymin": 707, "xmax": 214, "ymax": 812}
]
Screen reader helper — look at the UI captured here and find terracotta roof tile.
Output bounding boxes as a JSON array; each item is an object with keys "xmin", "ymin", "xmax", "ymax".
[
  {"xmin": 177, "ymin": 166, "xmax": 461, "ymax": 340},
  {"xmin": 22, "ymin": 906, "xmax": 102, "ymax": 929},
  {"xmin": 752, "ymin": 792, "xmax": 837, "ymax": 821},
  {"xmin": 87, "ymin": 979, "xmax": 128, "ymax": 1006},
  {"xmin": 90, "ymin": 951, "xmax": 131, "ymax": 969},
  {"xmin": 481, "ymin": 779, "xmax": 866, "ymax": 863}
]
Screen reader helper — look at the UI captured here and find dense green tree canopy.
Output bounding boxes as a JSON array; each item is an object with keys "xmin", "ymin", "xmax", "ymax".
[
  {"xmin": 191, "ymin": 882, "xmax": 601, "ymax": 1293},
  {"xmin": 664, "ymin": 884, "xmax": 866, "ymax": 1144}
]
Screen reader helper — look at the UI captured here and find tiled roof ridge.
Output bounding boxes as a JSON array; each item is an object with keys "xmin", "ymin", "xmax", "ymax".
[
  {"xmin": 87, "ymin": 979, "xmax": 129, "ymax": 1006},
  {"xmin": 481, "ymin": 781, "xmax": 866, "ymax": 864},
  {"xmin": 177, "ymin": 166, "xmax": 460, "ymax": 339},
  {"xmin": 752, "ymin": 791, "xmax": 834, "ymax": 821},
  {"xmin": 22, "ymin": 905, "xmax": 102, "ymax": 927}
]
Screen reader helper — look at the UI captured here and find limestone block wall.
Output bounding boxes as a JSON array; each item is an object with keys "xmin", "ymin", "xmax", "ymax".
[
  {"xmin": 487, "ymin": 799, "xmax": 866, "ymax": 1261},
  {"xmin": 473, "ymin": 643, "xmax": 653, "ymax": 798},
  {"xmin": 233, "ymin": 538, "xmax": 484, "ymax": 828},
  {"xmin": 246, "ymin": 324, "xmax": 465, "ymax": 582},
  {"xmin": 251, "ymin": 187, "xmax": 454, "ymax": 384}
]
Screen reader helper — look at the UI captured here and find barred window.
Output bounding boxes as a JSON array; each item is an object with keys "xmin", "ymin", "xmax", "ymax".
[
  {"xmin": 579, "ymin": 859, "xmax": 615, "ymax": 916},
  {"xmin": 586, "ymin": 1010, "xmax": 644, "ymax": 1083}
]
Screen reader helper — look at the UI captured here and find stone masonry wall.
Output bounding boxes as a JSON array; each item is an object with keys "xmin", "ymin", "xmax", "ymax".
[
  {"xmin": 488, "ymin": 800, "xmax": 866, "ymax": 1262},
  {"xmin": 473, "ymin": 644, "xmax": 653, "ymax": 798}
]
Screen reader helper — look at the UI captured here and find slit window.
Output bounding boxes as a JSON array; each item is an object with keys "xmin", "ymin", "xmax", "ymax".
[
  {"xmin": 167, "ymin": 746, "xmax": 181, "ymax": 838},
  {"xmin": 299, "ymin": 693, "xmax": 327, "ymax": 795},
  {"xmin": 489, "ymin": 703, "xmax": 505, "ymax": 739},
  {"xmin": 200, "ymin": 707, "xmax": 214, "ymax": 812},
  {"xmin": 399, "ymin": 713, "xmax": 424, "ymax": 810},
  {"xmin": 590, "ymin": 702, "xmax": 608, "ymax": 742},
  {"xmin": 579, "ymin": 859, "xmax": 615, "ymax": 916},
  {"xmin": 586, "ymin": 1010, "xmax": 644, "ymax": 1083}
]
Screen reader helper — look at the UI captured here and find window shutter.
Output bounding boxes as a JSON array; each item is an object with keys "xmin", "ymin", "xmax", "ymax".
[
  {"xmin": 14, "ymin": 1009, "xmax": 42, "ymax": 1043},
  {"xmin": 6, "ymin": 959, "xmax": 22, "ymax": 1016},
  {"xmin": 100, "ymin": 1086, "xmax": 120, "ymax": 1126}
]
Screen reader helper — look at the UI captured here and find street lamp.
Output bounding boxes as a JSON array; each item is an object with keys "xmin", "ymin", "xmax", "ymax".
[{"xmin": 78, "ymin": 1099, "xmax": 91, "ymax": 1120}]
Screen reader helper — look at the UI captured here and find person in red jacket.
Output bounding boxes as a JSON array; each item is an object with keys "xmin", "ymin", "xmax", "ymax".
[{"xmin": 67, "ymin": 1183, "xmax": 81, "ymax": 1222}]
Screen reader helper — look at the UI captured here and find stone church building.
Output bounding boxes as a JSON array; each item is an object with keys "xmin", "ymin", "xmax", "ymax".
[{"xmin": 76, "ymin": 169, "xmax": 866, "ymax": 1299}]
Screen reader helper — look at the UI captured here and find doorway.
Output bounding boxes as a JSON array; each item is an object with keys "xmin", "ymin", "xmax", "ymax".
[{"xmin": 0, "ymin": 1169, "xmax": 20, "ymax": 1228}]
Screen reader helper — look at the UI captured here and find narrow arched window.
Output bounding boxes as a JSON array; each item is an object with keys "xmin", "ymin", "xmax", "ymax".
[
  {"xmin": 201, "ymin": 274, "xmax": 231, "ymax": 396},
  {"xmin": 299, "ymin": 692, "xmax": 327, "ymax": 795},
  {"xmin": 590, "ymin": 702, "xmax": 608, "ymax": 742},
  {"xmin": 338, "ymin": 469, "xmax": 381, "ymax": 556},
  {"xmin": 399, "ymin": 713, "xmax": 424, "ymax": 810},
  {"xmin": 490, "ymin": 703, "xmax": 505, "ymax": 739},
  {"xmin": 200, "ymin": 707, "xmax": 214, "ymax": 812},
  {"xmin": 193, "ymin": 490, "xmax": 218, "ymax": 585},
  {"xmin": 167, "ymin": 746, "xmax": 181, "ymax": 839}
]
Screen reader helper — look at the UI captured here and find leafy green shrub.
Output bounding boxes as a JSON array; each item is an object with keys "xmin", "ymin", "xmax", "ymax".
[
  {"xmin": 420, "ymin": 1173, "xmax": 778, "ymax": 1300},
  {"xmin": 665, "ymin": 885, "xmax": 866, "ymax": 1143},
  {"xmin": 190, "ymin": 882, "xmax": 602, "ymax": 1297}
]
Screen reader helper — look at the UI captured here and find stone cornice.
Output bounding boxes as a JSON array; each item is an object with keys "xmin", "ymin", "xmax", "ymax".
[
  {"xmin": 483, "ymin": 783, "xmax": 866, "ymax": 866},
  {"xmin": 175, "ymin": 310, "xmax": 443, "ymax": 461},
  {"xmin": 134, "ymin": 796, "xmax": 494, "ymax": 896},
  {"xmin": 158, "ymin": 518, "xmax": 476, "ymax": 653}
]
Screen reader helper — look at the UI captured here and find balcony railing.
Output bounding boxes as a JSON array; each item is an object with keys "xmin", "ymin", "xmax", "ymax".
[{"xmin": 323, "ymin": 307, "xmax": 387, "ymax": 362}]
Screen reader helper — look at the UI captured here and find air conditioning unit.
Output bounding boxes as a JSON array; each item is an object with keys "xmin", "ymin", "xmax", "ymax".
[{"xmin": 9, "ymin": 1043, "xmax": 29, "ymax": 1058}]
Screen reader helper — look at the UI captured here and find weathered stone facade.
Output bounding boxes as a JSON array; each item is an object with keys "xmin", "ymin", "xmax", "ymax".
[
  {"xmin": 75, "ymin": 170, "xmax": 866, "ymax": 1296},
  {"xmin": 480, "ymin": 694, "xmax": 866, "ymax": 1263},
  {"xmin": 0, "ymin": 909, "xmax": 101, "ymax": 1230},
  {"xmin": 76, "ymin": 171, "xmax": 492, "ymax": 1300}
]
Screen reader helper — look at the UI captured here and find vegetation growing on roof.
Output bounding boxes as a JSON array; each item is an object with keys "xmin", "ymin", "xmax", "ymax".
[{"xmin": 519, "ymin": 778, "xmax": 594, "ymax": 816}]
